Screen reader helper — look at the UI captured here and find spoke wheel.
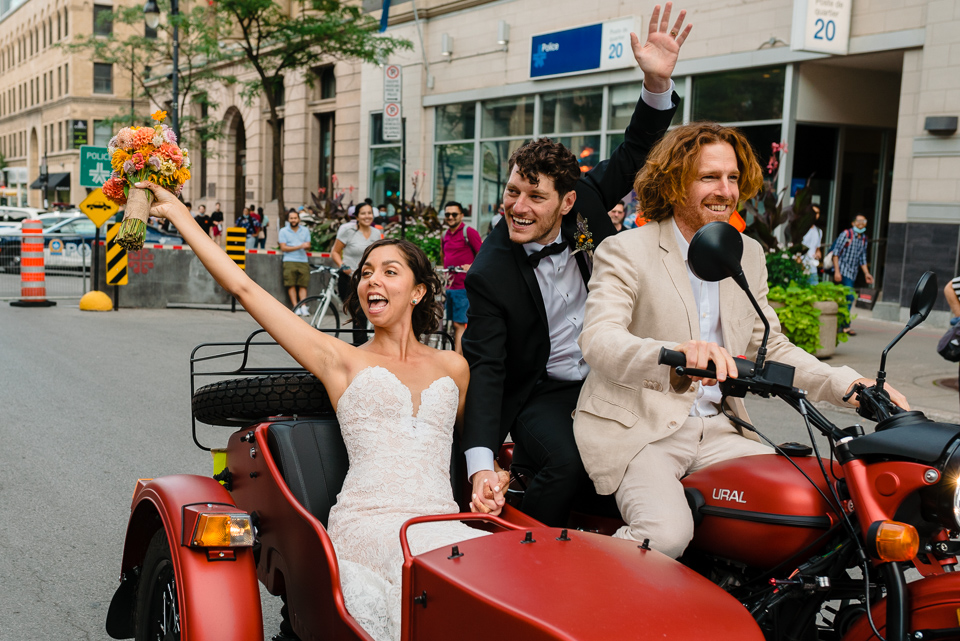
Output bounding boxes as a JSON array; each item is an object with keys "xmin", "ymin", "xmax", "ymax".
[
  {"xmin": 293, "ymin": 295, "xmax": 341, "ymax": 335},
  {"xmin": 136, "ymin": 530, "xmax": 181, "ymax": 641}
]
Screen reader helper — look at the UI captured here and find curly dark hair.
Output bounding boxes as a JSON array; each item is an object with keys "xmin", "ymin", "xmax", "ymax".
[
  {"xmin": 343, "ymin": 239, "xmax": 443, "ymax": 340},
  {"xmin": 508, "ymin": 138, "xmax": 581, "ymax": 197},
  {"xmin": 634, "ymin": 122, "xmax": 764, "ymax": 223}
]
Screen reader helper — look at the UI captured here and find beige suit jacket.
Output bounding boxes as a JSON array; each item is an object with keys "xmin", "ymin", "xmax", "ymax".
[{"xmin": 574, "ymin": 219, "xmax": 861, "ymax": 495}]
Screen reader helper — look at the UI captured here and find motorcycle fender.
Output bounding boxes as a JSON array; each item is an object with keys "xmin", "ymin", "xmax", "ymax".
[
  {"xmin": 841, "ymin": 572, "xmax": 960, "ymax": 641},
  {"xmin": 106, "ymin": 474, "xmax": 262, "ymax": 641}
]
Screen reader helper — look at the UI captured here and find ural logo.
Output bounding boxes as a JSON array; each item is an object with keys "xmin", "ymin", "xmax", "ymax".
[{"xmin": 712, "ymin": 488, "xmax": 747, "ymax": 504}]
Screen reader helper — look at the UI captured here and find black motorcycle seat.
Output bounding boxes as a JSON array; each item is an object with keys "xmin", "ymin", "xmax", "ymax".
[{"xmin": 266, "ymin": 419, "xmax": 349, "ymax": 528}]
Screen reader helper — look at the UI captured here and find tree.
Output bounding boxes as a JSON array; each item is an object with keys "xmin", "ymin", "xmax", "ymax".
[
  {"xmin": 60, "ymin": 2, "xmax": 232, "ymax": 152},
  {"xmin": 214, "ymin": 0, "xmax": 410, "ymax": 217}
]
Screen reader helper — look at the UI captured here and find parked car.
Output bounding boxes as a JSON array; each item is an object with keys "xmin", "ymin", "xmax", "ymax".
[
  {"xmin": 0, "ymin": 215, "xmax": 184, "ymax": 273},
  {"xmin": 0, "ymin": 212, "xmax": 82, "ymax": 236},
  {"xmin": 0, "ymin": 206, "xmax": 48, "ymax": 223}
]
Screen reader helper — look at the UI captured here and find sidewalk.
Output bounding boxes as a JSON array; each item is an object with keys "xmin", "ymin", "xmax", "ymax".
[{"xmin": 816, "ymin": 307, "xmax": 960, "ymax": 423}]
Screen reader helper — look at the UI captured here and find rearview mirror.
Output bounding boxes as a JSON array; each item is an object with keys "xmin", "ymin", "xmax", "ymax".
[
  {"xmin": 688, "ymin": 221, "xmax": 749, "ymax": 291},
  {"xmin": 906, "ymin": 271, "xmax": 937, "ymax": 330}
]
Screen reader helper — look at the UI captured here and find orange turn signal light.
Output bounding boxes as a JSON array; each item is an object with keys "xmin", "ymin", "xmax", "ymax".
[
  {"xmin": 873, "ymin": 520, "xmax": 919, "ymax": 562},
  {"xmin": 191, "ymin": 513, "xmax": 254, "ymax": 548}
]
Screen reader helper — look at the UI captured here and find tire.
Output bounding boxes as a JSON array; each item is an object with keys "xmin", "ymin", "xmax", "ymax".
[
  {"xmin": 293, "ymin": 295, "xmax": 341, "ymax": 335},
  {"xmin": 192, "ymin": 373, "xmax": 334, "ymax": 426},
  {"xmin": 135, "ymin": 529, "xmax": 181, "ymax": 641}
]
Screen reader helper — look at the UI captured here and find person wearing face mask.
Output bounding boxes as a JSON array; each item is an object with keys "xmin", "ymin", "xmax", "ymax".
[
  {"xmin": 332, "ymin": 202, "xmax": 384, "ymax": 345},
  {"xmin": 830, "ymin": 214, "xmax": 873, "ymax": 336}
]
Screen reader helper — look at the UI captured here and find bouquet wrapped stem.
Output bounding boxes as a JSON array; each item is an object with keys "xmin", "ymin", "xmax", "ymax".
[
  {"xmin": 101, "ymin": 110, "xmax": 191, "ymax": 251},
  {"xmin": 117, "ymin": 187, "xmax": 154, "ymax": 251}
]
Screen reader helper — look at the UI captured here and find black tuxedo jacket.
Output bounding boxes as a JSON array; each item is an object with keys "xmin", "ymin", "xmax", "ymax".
[{"xmin": 461, "ymin": 92, "xmax": 678, "ymax": 454}]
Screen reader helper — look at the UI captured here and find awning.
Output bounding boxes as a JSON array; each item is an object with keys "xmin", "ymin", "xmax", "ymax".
[{"xmin": 30, "ymin": 172, "xmax": 70, "ymax": 189}]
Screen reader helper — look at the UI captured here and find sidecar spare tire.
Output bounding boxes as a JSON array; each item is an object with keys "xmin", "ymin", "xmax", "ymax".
[
  {"xmin": 192, "ymin": 373, "xmax": 334, "ymax": 426},
  {"xmin": 135, "ymin": 529, "xmax": 181, "ymax": 641}
]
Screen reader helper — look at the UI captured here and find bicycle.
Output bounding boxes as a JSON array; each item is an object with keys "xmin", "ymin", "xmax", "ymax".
[
  {"xmin": 292, "ymin": 264, "xmax": 342, "ymax": 336},
  {"xmin": 424, "ymin": 266, "xmax": 464, "ymax": 351}
]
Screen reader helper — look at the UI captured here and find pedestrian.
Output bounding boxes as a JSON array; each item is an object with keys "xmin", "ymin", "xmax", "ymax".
[
  {"xmin": 278, "ymin": 209, "xmax": 312, "ymax": 313},
  {"xmin": 236, "ymin": 207, "xmax": 258, "ymax": 248},
  {"xmin": 210, "ymin": 202, "xmax": 224, "ymax": 246},
  {"xmin": 801, "ymin": 205, "xmax": 823, "ymax": 285},
  {"xmin": 256, "ymin": 209, "xmax": 270, "ymax": 249},
  {"xmin": 946, "ymin": 277, "xmax": 960, "ymax": 327},
  {"xmin": 487, "ymin": 203, "xmax": 504, "ymax": 237},
  {"xmin": 440, "ymin": 201, "xmax": 482, "ymax": 354},
  {"xmin": 830, "ymin": 214, "xmax": 873, "ymax": 336},
  {"xmin": 331, "ymin": 202, "xmax": 384, "ymax": 345},
  {"xmin": 194, "ymin": 203, "xmax": 211, "ymax": 237},
  {"xmin": 608, "ymin": 200, "xmax": 626, "ymax": 233}
]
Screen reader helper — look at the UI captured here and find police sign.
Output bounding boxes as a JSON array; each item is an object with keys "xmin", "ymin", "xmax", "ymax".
[
  {"xmin": 79, "ymin": 145, "xmax": 112, "ymax": 188},
  {"xmin": 530, "ymin": 17, "xmax": 636, "ymax": 79}
]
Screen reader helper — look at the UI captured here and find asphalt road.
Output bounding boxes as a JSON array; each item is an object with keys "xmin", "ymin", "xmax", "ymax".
[{"xmin": 0, "ymin": 302, "xmax": 869, "ymax": 640}]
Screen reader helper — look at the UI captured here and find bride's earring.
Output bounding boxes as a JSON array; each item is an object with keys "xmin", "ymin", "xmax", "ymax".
[{"xmin": 412, "ymin": 298, "xmax": 418, "ymax": 305}]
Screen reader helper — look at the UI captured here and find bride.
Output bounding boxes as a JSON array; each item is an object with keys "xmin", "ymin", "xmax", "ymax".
[{"xmin": 138, "ymin": 182, "xmax": 509, "ymax": 641}]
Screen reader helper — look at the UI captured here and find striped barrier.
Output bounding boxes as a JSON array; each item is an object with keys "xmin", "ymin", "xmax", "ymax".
[
  {"xmin": 225, "ymin": 227, "xmax": 246, "ymax": 270},
  {"xmin": 106, "ymin": 223, "xmax": 128, "ymax": 286},
  {"xmin": 10, "ymin": 219, "xmax": 56, "ymax": 307}
]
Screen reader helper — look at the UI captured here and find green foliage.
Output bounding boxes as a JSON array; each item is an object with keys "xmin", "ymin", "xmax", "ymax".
[
  {"xmin": 58, "ymin": 2, "xmax": 232, "ymax": 151},
  {"xmin": 385, "ymin": 223, "xmax": 442, "ymax": 265},
  {"xmin": 768, "ymin": 281, "xmax": 854, "ymax": 353},
  {"xmin": 766, "ymin": 249, "xmax": 807, "ymax": 288}
]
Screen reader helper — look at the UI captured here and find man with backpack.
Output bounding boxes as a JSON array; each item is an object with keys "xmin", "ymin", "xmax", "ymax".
[
  {"xmin": 441, "ymin": 201, "xmax": 482, "ymax": 354},
  {"xmin": 830, "ymin": 214, "xmax": 874, "ymax": 335}
]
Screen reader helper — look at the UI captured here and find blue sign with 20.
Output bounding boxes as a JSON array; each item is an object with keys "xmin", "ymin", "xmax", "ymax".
[{"xmin": 530, "ymin": 24, "xmax": 602, "ymax": 79}]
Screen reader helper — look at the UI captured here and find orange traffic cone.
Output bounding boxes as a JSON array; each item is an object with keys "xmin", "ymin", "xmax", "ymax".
[{"xmin": 10, "ymin": 219, "xmax": 56, "ymax": 307}]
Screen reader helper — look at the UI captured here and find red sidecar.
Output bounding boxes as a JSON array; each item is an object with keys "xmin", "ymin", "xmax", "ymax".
[{"xmin": 105, "ymin": 332, "xmax": 763, "ymax": 641}]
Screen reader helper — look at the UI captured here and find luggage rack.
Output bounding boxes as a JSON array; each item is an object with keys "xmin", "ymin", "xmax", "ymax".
[{"xmin": 189, "ymin": 327, "xmax": 454, "ymax": 450}]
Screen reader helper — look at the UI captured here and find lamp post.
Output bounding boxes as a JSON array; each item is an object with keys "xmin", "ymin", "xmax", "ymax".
[
  {"xmin": 39, "ymin": 153, "xmax": 48, "ymax": 209},
  {"xmin": 143, "ymin": 0, "xmax": 179, "ymax": 140}
]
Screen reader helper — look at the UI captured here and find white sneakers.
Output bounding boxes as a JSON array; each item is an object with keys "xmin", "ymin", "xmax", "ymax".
[{"xmin": 296, "ymin": 306, "xmax": 310, "ymax": 317}]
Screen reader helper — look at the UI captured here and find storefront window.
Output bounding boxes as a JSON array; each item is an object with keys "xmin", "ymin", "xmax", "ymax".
[
  {"xmin": 555, "ymin": 134, "xmax": 601, "ymax": 174},
  {"xmin": 692, "ymin": 66, "xmax": 784, "ymax": 123},
  {"xmin": 434, "ymin": 143, "xmax": 474, "ymax": 210},
  {"xmin": 541, "ymin": 88, "xmax": 602, "ymax": 134},
  {"xmin": 369, "ymin": 113, "xmax": 401, "ymax": 207},
  {"xmin": 481, "ymin": 97, "xmax": 534, "ymax": 139},
  {"xmin": 436, "ymin": 103, "xmax": 475, "ymax": 142}
]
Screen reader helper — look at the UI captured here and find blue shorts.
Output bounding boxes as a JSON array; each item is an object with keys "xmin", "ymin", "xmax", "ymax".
[{"xmin": 444, "ymin": 289, "xmax": 469, "ymax": 324}]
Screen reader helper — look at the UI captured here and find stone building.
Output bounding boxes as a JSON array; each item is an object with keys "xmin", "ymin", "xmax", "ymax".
[
  {"xmin": 361, "ymin": 0, "xmax": 960, "ymax": 318},
  {"xmin": 0, "ymin": 0, "xmax": 143, "ymax": 208}
]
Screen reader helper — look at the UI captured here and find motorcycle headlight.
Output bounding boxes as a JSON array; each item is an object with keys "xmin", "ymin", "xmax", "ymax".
[{"xmin": 921, "ymin": 441, "xmax": 960, "ymax": 530}]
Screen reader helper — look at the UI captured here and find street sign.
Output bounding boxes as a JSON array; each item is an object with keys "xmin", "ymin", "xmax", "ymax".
[
  {"xmin": 384, "ymin": 64, "xmax": 402, "ymax": 103},
  {"xmin": 383, "ymin": 102, "xmax": 402, "ymax": 142},
  {"xmin": 106, "ymin": 223, "xmax": 128, "ymax": 285},
  {"xmin": 79, "ymin": 145, "xmax": 112, "ymax": 188},
  {"xmin": 790, "ymin": 0, "xmax": 851, "ymax": 55},
  {"xmin": 72, "ymin": 120, "xmax": 88, "ymax": 148},
  {"xmin": 530, "ymin": 17, "xmax": 636, "ymax": 79},
  {"xmin": 79, "ymin": 188, "xmax": 119, "ymax": 227}
]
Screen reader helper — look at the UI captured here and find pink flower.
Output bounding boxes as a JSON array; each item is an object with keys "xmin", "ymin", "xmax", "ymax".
[
  {"xmin": 767, "ymin": 157, "xmax": 779, "ymax": 175},
  {"xmin": 163, "ymin": 126, "xmax": 178, "ymax": 145},
  {"xmin": 102, "ymin": 177, "xmax": 127, "ymax": 204},
  {"xmin": 157, "ymin": 143, "xmax": 183, "ymax": 165},
  {"xmin": 117, "ymin": 129, "xmax": 135, "ymax": 150},
  {"xmin": 131, "ymin": 153, "xmax": 145, "ymax": 170}
]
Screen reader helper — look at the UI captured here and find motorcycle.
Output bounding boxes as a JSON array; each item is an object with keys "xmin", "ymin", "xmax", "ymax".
[{"xmin": 104, "ymin": 220, "xmax": 960, "ymax": 641}]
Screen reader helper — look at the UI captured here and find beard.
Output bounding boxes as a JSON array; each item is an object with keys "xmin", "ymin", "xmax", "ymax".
[{"xmin": 506, "ymin": 200, "xmax": 565, "ymax": 245}]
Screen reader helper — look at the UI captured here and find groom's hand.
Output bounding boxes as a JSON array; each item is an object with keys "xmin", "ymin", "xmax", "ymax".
[
  {"xmin": 470, "ymin": 470, "xmax": 505, "ymax": 515},
  {"xmin": 632, "ymin": 2, "xmax": 692, "ymax": 93}
]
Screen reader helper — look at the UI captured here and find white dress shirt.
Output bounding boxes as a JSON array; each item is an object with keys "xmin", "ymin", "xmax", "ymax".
[
  {"xmin": 465, "ymin": 81, "xmax": 677, "ymax": 480},
  {"xmin": 672, "ymin": 218, "xmax": 723, "ymax": 417}
]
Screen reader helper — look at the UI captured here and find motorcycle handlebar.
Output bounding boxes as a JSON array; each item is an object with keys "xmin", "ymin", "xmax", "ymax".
[{"xmin": 657, "ymin": 347, "xmax": 756, "ymax": 379}]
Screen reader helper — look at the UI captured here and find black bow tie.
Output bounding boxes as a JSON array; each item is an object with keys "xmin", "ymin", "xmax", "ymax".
[{"xmin": 527, "ymin": 241, "xmax": 568, "ymax": 267}]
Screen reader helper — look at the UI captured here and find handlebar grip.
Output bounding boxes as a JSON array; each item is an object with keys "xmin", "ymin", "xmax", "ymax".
[
  {"xmin": 658, "ymin": 348, "xmax": 687, "ymax": 368},
  {"xmin": 658, "ymin": 347, "xmax": 756, "ymax": 379}
]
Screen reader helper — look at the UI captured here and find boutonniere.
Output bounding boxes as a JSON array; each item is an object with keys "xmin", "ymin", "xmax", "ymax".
[{"xmin": 571, "ymin": 213, "xmax": 594, "ymax": 256}]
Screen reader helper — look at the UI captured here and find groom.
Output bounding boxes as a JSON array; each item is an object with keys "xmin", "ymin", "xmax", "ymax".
[{"xmin": 462, "ymin": 3, "xmax": 691, "ymax": 526}]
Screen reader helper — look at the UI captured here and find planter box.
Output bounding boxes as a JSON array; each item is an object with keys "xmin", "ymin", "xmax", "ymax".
[{"xmin": 769, "ymin": 300, "xmax": 839, "ymax": 358}]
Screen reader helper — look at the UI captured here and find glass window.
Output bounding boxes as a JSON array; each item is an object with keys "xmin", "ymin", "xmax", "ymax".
[
  {"xmin": 541, "ymin": 88, "xmax": 602, "ymax": 134},
  {"xmin": 479, "ymin": 139, "xmax": 528, "ymax": 234},
  {"xmin": 371, "ymin": 113, "xmax": 402, "ymax": 146},
  {"xmin": 692, "ymin": 66, "xmax": 784, "ymax": 123},
  {"xmin": 434, "ymin": 143, "xmax": 474, "ymax": 209},
  {"xmin": 435, "ymin": 103, "xmax": 475, "ymax": 142},
  {"xmin": 320, "ymin": 66, "xmax": 336, "ymax": 100},
  {"xmin": 93, "ymin": 63, "xmax": 112, "ymax": 94},
  {"xmin": 481, "ymin": 97, "xmax": 534, "ymax": 139},
  {"xmin": 370, "ymin": 146, "xmax": 400, "ymax": 206},
  {"xmin": 93, "ymin": 120, "xmax": 111, "ymax": 146},
  {"xmin": 93, "ymin": 5, "xmax": 113, "ymax": 36},
  {"xmin": 555, "ymin": 135, "xmax": 601, "ymax": 174},
  {"xmin": 608, "ymin": 80, "xmax": 685, "ymax": 133}
]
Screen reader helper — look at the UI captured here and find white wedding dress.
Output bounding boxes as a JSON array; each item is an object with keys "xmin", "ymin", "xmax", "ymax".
[{"xmin": 327, "ymin": 366, "xmax": 488, "ymax": 641}]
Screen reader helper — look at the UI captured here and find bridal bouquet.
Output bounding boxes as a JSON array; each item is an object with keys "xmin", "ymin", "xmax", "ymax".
[{"xmin": 101, "ymin": 110, "xmax": 191, "ymax": 250}]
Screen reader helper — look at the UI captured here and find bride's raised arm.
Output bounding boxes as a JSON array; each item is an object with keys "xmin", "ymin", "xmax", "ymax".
[{"xmin": 136, "ymin": 181, "xmax": 354, "ymax": 399}]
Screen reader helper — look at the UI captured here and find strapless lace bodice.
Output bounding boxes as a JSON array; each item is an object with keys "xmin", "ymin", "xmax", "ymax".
[{"xmin": 327, "ymin": 366, "xmax": 487, "ymax": 641}]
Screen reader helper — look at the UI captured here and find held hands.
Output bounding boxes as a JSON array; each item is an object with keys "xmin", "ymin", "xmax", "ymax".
[
  {"xmin": 673, "ymin": 340, "xmax": 738, "ymax": 387},
  {"xmin": 469, "ymin": 468, "xmax": 511, "ymax": 516},
  {"xmin": 632, "ymin": 3, "xmax": 691, "ymax": 93}
]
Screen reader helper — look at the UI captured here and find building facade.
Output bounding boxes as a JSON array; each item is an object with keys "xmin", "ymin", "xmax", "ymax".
[
  {"xmin": 0, "ymin": 0, "xmax": 144, "ymax": 208},
  {"xmin": 362, "ymin": 0, "xmax": 960, "ymax": 316}
]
